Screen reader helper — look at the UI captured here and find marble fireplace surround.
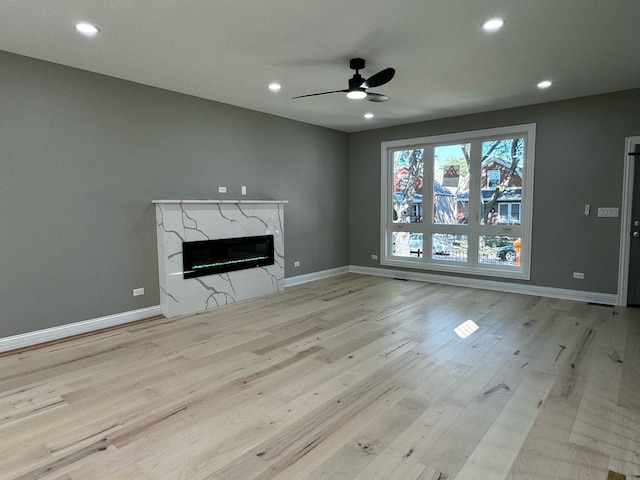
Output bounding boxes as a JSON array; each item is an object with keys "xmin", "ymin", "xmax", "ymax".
[{"xmin": 153, "ymin": 200, "xmax": 286, "ymax": 318}]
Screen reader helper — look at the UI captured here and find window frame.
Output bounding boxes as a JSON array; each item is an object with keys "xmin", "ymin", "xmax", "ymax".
[{"xmin": 380, "ymin": 124, "xmax": 536, "ymax": 280}]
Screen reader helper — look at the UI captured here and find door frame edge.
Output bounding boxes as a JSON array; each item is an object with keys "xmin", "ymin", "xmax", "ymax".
[{"xmin": 617, "ymin": 135, "xmax": 640, "ymax": 306}]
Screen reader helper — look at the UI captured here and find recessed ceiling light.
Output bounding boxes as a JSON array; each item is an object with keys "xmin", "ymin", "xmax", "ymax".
[
  {"xmin": 537, "ymin": 80, "xmax": 552, "ymax": 89},
  {"xmin": 364, "ymin": 113, "xmax": 374, "ymax": 119},
  {"xmin": 482, "ymin": 18, "xmax": 505, "ymax": 32},
  {"xmin": 268, "ymin": 83, "xmax": 281, "ymax": 92},
  {"xmin": 75, "ymin": 22, "xmax": 99, "ymax": 36}
]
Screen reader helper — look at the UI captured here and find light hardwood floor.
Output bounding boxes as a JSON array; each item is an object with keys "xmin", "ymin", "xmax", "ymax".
[{"xmin": 1, "ymin": 273, "xmax": 639, "ymax": 480}]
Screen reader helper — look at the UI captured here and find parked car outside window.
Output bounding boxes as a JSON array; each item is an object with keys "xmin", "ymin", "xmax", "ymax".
[{"xmin": 496, "ymin": 244, "xmax": 517, "ymax": 262}]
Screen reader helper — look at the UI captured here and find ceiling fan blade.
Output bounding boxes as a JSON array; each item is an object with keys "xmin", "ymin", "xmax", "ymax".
[
  {"xmin": 366, "ymin": 92, "xmax": 390, "ymax": 102},
  {"xmin": 362, "ymin": 68, "xmax": 395, "ymax": 88},
  {"xmin": 292, "ymin": 89, "xmax": 347, "ymax": 99}
]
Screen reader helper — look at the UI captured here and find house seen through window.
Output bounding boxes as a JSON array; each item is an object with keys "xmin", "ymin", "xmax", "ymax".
[{"xmin": 381, "ymin": 124, "xmax": 535, "ymax": 280}]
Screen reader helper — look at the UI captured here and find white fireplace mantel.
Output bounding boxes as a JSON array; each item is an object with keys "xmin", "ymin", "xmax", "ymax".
[
  {"xmin": 152, "ymin": 199, "xmax": 288, "ymax": 205},
  {"xmin": 154, "ymin": 199, "xmax": 287, "ymax": 318}
]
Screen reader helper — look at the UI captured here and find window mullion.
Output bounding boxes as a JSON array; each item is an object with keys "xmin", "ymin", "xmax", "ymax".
[
  {"xmin": 423, "ymin": 145, "xmax": 434, "ymax": 241},
  {"xmin": 466, "ymin": 139, "xmax": 482, "ymax": 267}
]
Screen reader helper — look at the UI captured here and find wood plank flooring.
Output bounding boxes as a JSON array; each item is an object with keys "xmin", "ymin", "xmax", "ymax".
[{"xmin": 0, "ymin": 273, "xmax": 638, "ymax": 479}]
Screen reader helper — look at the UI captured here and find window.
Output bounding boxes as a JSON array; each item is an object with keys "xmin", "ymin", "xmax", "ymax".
[
  {"xmin": 498, "ymin": 203, "xmax": 520, "ymax": 224},
  {"xmin": 380, "ymin": 124, "xmax": 535, "ymax": 279}
]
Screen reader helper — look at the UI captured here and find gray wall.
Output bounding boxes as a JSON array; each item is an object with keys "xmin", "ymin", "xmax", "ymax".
[
  {"xmin": 348, "ymin": 89, "xmax": 640, "ymax": 293},
  {"xmin": 0, "ymin": 51, "xmax": 349, "ymax": 337},
  {"xmin": 2, "ymin": 48, "xmax": 639, "ymax": 340}
]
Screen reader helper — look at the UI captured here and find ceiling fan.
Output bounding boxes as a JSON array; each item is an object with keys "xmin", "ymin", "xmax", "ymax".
[{"xmin": 292, "ymin": 58, "xmax": 395, "ymax": 102}]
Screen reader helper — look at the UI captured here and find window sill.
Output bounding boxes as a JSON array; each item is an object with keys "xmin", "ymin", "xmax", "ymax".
[{"xmin": 380, "ymin": 256, "xmax": 530, "ymax": 281}]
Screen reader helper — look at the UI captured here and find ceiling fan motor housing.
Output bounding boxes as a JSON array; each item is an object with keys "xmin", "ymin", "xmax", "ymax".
[{"xmin": 349, "ymin": 74, "xmax": 365, "ymax": 90}]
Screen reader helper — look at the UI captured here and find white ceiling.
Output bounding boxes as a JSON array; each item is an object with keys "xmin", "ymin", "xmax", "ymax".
[{"xmin": 1, "ymin": 0, "xmax": 639, "ymax": 132}]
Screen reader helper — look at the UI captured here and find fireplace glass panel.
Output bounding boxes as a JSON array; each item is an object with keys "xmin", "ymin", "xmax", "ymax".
[{"xmin": 183, "ymin": 235, "xmax": 274, "ymax": 279}]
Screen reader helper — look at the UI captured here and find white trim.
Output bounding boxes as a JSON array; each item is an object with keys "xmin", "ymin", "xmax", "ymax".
[
  {"xmin": 617, "ymin": 136, "xmax": 640, "ymax": 306},
  {"xmin": 0, "ymin": 305, "xmax": 162, "ymax": 353},
  {"xmin": 3, "ymin": 263, "xmax": 619, "ymax": 354},
  {"xmin": 350, "ymin": 265, "xmax": 617, "ymax": 305},
  {"xmin": 288, "ymin": 265, "xmax": 617, "ymax": 305},
  {"xmin": 380, "ymin": 124, "xmax": 538, "ymax": 150},
  {"xmin": 285, "ymin": 266, "xmax": 350, "ymax": 288},
  {"xmin": 152, "ymin": 199, "xmax": 288, "ymax": 204}
]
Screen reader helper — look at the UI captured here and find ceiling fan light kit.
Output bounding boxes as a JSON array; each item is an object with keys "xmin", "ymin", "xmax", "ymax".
[
  {"xmin": 293, "ymin": 58, "xmax": 395, "ymax": 102},
  {"xmin": 347, "ymin": 90, "xmax": 367, "ymax": 99}
]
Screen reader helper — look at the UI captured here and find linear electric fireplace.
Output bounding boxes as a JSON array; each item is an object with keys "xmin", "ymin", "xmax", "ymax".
[
  {"xmin": 183, "ymin": 235, "xmax": 274, "ymax": 279},
  {"xmin": 154, "ymin": 199, "xmax": 286, "ymax": 318}
]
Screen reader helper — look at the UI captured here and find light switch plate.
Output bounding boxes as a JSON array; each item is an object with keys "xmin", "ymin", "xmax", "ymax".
[{"xmin": 597, "ymin": 207, "xmax": 619, "ymax": 217}]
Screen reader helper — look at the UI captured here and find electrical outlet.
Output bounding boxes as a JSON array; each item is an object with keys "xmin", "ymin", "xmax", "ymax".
[
  {"xmin": 371, "ymin": 254, "xmax": 378, "ymax": 260},
  {"xmin": 218, "ymin": 186, "xmax": 227, "ymax": 194},
  {"xmin": 241, "ymin": 185, "xmax": 247, "ymax": 195},
  {"xmin": 293, "ymin": 261, "xmax": 300, "ymax": 267},
  {"xmin": 133, "ymin": 288, "xmax": 145, "ymax": 296},
  {"xmin": 572, "ymin": 272, "xmax": 584, "ymax": 280}
]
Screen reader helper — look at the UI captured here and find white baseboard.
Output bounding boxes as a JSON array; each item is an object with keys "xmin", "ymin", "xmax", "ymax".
[
  {"xmin": 1, "ymin": 266, "xmax": 617, "ymax": 354},
  {"xmin": 285, "ymin": 264, "xmax": 617, "ymax": 305},
  {"xmin": 349, "ymin": 265, "xmax": 618, "ymax": 305},
  {"xmin": 285, "ymin": 266, "xmax": 351, "ymax": 288},
  {"xmin": 0, "ymin": 305, "xmax": 162, "ymax": 354}
]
